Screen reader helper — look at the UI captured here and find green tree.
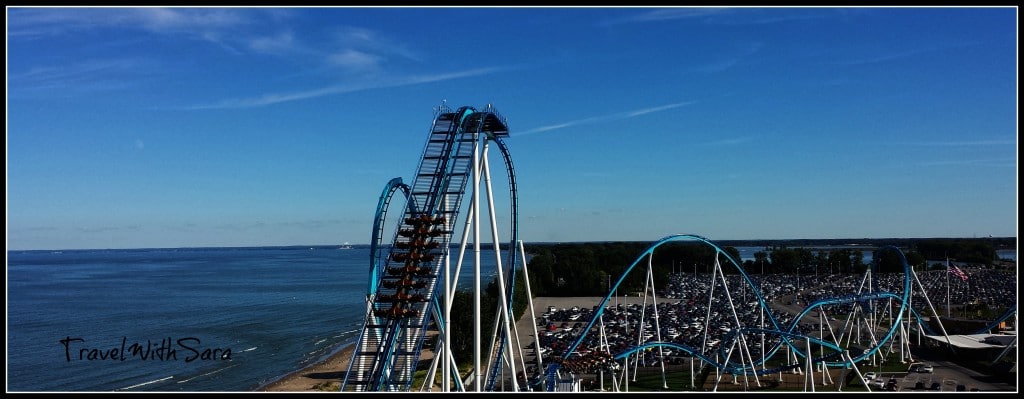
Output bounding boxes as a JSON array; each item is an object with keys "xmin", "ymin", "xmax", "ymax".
[
  {"xmin": 914, "ymin": 239, "xmax": 997, "ymax": 265},
  {"xmin": 812, "ymin": 250, "xmax": 827, "ymax": 276},
  {"xmin": 873, "ymin": 248, "xmax": 906, "ymax": 273},
  {"xmin": 851, "ymin": 250, "xmax": 865, "ymax": 273},
  {"xmin": 753, "ymin": 251, "xmax": 770, "ymax": 275},
  {"xmin": 719, "ymin": 246, "xmax": 742, "ymax": 274},
  {"xmin": 769, "ymin": 247, "xmax": 800, "ymax": 274},
  {"xmin": 903, "ymin": 251, "xmax": 927, "ymax": 271}
]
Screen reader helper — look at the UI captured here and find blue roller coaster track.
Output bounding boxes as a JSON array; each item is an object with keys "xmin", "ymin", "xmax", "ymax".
[
  {"xmin": 542, "ymin": 234, "xmax": 942, "ymax": 391},
  {"xmin": 342, "ymin": 104, "xmax": 516, "ymax": 392}
]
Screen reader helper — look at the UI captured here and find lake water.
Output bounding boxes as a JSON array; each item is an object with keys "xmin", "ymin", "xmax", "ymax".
[{"xmin": 6, "ymin": 245, "xmax": 515, "ymax": 392}]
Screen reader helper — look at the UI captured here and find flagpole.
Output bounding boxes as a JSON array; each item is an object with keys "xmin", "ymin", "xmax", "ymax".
[
  {"xmin": 946, "ymin": 257, "xmax": 950, "ymax": 318},
  {"xmin": 964, "ymin": 279, "xmax": 969, "ymax": 319}
]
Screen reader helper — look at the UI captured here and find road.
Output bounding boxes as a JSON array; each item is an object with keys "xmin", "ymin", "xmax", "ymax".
[{"xmin": 883, "ymin": 348, "xmax": 1016, "ymax": 392}]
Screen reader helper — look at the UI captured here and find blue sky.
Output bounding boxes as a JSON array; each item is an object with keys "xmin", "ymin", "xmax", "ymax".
[{"xmin": 6, "ymin": 6, "xmax": 1018, "ymax": 250}]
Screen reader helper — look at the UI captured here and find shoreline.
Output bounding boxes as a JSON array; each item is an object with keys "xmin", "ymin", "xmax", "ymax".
[
  {"xmin": 258, "ymin": 331, "xmax": 438, "ymax": 392},
  {"xmin": 257, "ymin": 297, "xmax": 614, "ymax": 392},
  {"xmin": 256, "ymin": 342, "xmax": 355, "ymax": 392}
]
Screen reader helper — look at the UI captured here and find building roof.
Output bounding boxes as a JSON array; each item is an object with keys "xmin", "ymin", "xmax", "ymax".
[{"xmin": 923, "ymin": 333, "xmax": 1014, "ymax": 349}]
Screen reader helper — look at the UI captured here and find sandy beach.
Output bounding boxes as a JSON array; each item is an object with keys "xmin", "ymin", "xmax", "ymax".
[
  {"xmin": 257, "ymin": 343, "xmax": 356, "ymax": 392},
  {"xmin": 257, "ymin": 296, "xmax": 625, "ymax": 392},
  {"xmin": 258, "ymin": 342, "xmax": 439, "ymax": 392}
]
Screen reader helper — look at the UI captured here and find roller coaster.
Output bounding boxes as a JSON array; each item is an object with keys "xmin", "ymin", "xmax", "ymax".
[
  {"xmin": 342, "ymin": 103, "xmax": 522, "ymax": 392},
  {"xmin": 540, "ymin": 234, "xmax": 1013, "ymax": 392},
  {"xmin": 341, "ymin": 104, "xmax": 1016, "ymax": 392}
]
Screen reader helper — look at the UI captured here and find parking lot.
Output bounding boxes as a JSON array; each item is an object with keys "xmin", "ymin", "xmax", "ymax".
[{"xmin": 517, "ymin": 297, "xmax": 1016, "ymax": 392}]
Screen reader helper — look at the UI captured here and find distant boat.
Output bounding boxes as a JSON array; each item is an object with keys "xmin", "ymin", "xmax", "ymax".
[{"xmin": 339, "ymin": 242, "xmax": 353, "ymax": 250}]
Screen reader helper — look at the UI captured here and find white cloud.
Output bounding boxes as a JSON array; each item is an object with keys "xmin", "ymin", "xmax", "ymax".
[
  {"xmin": 7, "ymin": 7, "xmax": 251, "ymax": 38},
  {"xmin": 517, "ymin": 101, "xmax": 695, "ymax": 136},
  {"xmin": 686, "ymin": 42, "xmax": 761, "ymax": 74},
  {"xmin": 188, "ymin": 66, "xmax": 508, "ymax": 109},
  {"xmin": 328, "ymin": 49, "xmax": 383, "ymax": 71},
  {"xmin": 916, "ymin": 158, "xmax": 1015, "ymax": 167},
  {"xmin": 602, "ymin": 7, "xmax": 828, "ymax": 27},
  {"xmin": 332, "ymin": 26, "xmax": 421, "ymax": 62},
  {"xmin": 10, "ymin": 57, "xmax": 156, "ymax": 93},
  {"xmin": 602, "ymin": 7, "xmax": 732, "ymax": 25},
  {"xmin": 248, "ymin": 31, "xmax": 296, "ymax": 55},
  {"xmin": 914, "ymin": 140, "xmax": 1015, "ymax": 147},
  {"xmin": 701, "ymin": 136, "xmax": 752, "ymax": 146}
]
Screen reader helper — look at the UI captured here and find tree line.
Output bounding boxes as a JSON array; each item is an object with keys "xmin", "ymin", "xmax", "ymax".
[{"xmin": 520, "ymin": 238, "xmax": 1006, "ymax": 297}]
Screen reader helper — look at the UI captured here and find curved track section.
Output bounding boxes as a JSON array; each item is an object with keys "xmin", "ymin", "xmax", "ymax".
[
  {"xmin": 368, "ymin": 177, "xmax": 412, "ymax": 296},
  {"xmin": 343, "ymin": 104, "xmax": 511, "ymax": 392},
  {"xmin": 974, "ymin": 305, "xmax": 1017, "ymax": 335},
  {"xmin": 543, "ymin": 234, "xmax": 927, "ymax": 391},
  {"xmin": 482, "ymin": 136, "xmax": 520, "ymax": 391}
]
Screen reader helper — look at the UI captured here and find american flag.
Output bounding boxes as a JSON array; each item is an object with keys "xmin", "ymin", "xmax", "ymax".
[{"xmin": 948, "ymin": 264, "xmax": 969, "ymax": 282}]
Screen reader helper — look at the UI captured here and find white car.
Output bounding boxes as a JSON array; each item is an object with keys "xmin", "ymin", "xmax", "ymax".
[
  {"xmin": 863, "ymin": 372, "xmax": 876, "ymax": 382},
  {"xmin": 909, "ymin": 363, "xmax": 935, "ymax": 373}
]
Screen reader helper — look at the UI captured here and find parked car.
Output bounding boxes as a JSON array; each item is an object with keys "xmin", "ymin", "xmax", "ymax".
[
  {"xmin": 863, "ymin": 372, "xmax": 876, "ymax": 382},
  {"xmin": 909, "ymin": 362, "xmax": 934, "ymax": 373}
]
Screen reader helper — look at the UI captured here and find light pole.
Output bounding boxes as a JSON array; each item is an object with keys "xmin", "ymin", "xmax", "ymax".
[{"xmin": 797, "ymin": 265, "xmax": 801, "ymax": 293}]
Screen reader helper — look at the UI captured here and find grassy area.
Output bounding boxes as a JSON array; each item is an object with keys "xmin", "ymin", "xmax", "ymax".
[
  {"xmin": 587, "ymin": 358, "xmax": 915, "ymax": 393},
  {"xmin": 410, "ymin": 362, "xmax": 477, "ymax": 391},
  {"xmin": 407, "ymin": 353, "xmax": 927, "ymax": 392},
  {"xmin": 311, "ymin": 381, "xmax": 340, "ymax": 391},
  {"xmin": 621, "ymin": 368, "xmax": 699, "ymax": 391}
]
